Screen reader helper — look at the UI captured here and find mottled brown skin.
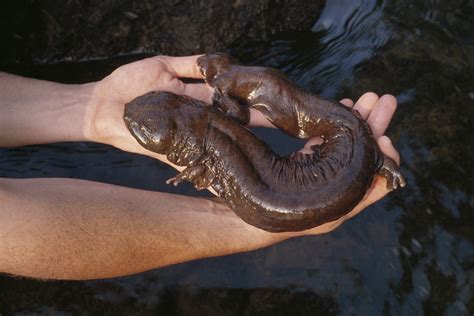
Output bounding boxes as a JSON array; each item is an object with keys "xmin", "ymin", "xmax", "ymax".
[{"xmin": 123, "ymin": 53, "xmax": 405, "ymax": 232}]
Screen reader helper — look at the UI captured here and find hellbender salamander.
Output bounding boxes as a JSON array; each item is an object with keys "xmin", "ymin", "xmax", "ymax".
[{"xmin": 123, "ymin": 53, "xmax": 405, "ymax": 232}]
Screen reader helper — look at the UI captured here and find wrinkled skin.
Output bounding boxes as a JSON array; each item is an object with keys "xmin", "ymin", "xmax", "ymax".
[{"xmin": 123, "ymin": 53, "xmax": 405, "ymax": 232}]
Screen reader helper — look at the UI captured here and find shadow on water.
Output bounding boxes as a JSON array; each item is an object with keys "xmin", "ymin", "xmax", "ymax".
[{"xmin": 1, "ymin": 0, "xmax": 473, "ymax": 315}]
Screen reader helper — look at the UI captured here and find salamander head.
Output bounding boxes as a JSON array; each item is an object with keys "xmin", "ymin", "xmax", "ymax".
[
  {"xmin": 197, "ymin": 53, "xmax": 238, "ymax": 85},
  {"xmin": 123, "ymin": 91, "xmax": 178, "ymax": 151}
]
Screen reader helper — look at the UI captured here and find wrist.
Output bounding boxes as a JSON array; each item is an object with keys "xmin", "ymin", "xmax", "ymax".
[
  {"xmin": 82, "ymin": 78, "xmax": 132, "ymax": 147},
  {"xmin": 0, "ymin": 73, "xmax": 97, "ymax": 147},
  {"xmin": 22, "ymin": 79, "xmax": 97, "ymax": 144},
  {"xmin": 46, "ymin": 81, "xmax": 98, "ymax": 144},
  {"xmin": 82, "ymin": 81, "xmax": 103, "ymax": 143}
]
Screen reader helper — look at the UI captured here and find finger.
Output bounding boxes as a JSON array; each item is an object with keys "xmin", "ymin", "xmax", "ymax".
[
  {"xmin": 183, "ymin": 83, "xmax": 214, "ymax": 104},
  {"xmin": 248, "ymin": 109, "xmax": 276, "ymax": 128},
  {"xmin": 160, "ymin": 55, "xmax": 204, "ymax": 79},
  {"xmin": 378, "ymin": 136, "xmax": 400, "ymax": 165},
  {"xmin": 339, "ymin": 98, "xmax": 354, "ymax": 107},
  {"xmin": 367, "ymin": 94, "xmax": 397, "ymax": 139},
  {"xmin": 353, "ymin": 92, "xmax": 379, "ymax": 120}
]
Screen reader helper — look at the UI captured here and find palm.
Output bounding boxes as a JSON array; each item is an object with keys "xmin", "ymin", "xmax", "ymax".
[
  {"xmin": 86, "ymin": 56, "xmax": 212, "ymax": 159},
  {"xmin": 86, "ymin": 55, "xmax": 402, "ymax": 236}
]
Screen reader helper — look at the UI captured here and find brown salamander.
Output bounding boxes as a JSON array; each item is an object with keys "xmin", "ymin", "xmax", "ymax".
[{"xmin": 123, "ymin": 53, "xmax": 405, "ymax": 232}]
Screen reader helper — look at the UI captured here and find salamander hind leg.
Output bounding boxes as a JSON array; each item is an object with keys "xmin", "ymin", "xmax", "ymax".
[
  {"xmin": 379, "ymin": 155, "xmax": 406, "ymax": 191},
  {"xmin": 166, "ymin": 165, "xmax": 215, "ymax": 190}
]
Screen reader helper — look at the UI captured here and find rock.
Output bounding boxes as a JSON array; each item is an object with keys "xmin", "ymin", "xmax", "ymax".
[{"xmin": 0, "ymin": 0, "xmax": 325, "ymax": 64}]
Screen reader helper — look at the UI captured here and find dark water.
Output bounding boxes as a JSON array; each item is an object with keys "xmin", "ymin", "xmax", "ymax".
[{"xmin": 1, "ymin": 0, "xmax": 473, "ymax": 315}]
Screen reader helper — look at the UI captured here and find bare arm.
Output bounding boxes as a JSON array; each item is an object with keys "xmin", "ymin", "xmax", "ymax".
[
  {"xmin": 2, "ymin": 174, "xmax": 391, "ymax": 280},
  {"xmin": 0, "ymin": 72, "xmax": 93, "ymax": 147},
  {"xmin": 0, "ymin": 56, "xmax": 402, "ymax": 280},
  {"xmin": 0, "ymin": 66, "xmax": 286, "ymax": 280},
  {"xmin": 0, "ymin": 177, "xmax": 287, "ymax": 280}
]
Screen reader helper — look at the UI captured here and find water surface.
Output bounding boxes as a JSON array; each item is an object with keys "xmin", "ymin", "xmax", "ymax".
[{"xmin": 1, "ymin": 0, "xmax": 473, "ymax": 315}]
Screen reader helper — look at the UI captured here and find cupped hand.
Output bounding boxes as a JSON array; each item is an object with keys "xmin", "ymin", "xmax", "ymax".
[
  {"xmin": 83, "ymin": 55, "xmax": 402, "ymax": 237},
  {"xmin": 84, "ymin": 55, "xmax": 213, "ymax": 166},
  {"xmin": 265, "ymin": 92, "xmax": 402, "ymax": 238}
]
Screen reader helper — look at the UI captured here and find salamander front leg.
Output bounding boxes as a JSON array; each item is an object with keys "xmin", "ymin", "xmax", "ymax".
[
  {"xmin": 379, "ymin": 156, "xmax": 406, "ymax": 190},
  {"xmin": 166, "ymin": 165, "xmax": 215, "ymax": 190},
  {"xmin": 213, "ymin": 90, "xmax": 250, "ymax": 125}
]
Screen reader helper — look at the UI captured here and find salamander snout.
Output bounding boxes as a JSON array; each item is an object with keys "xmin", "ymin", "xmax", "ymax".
[
  {"xmin": 197, "ymin": 53, "xmax": 237, "ymax": 84},
  {"xmin": 123, "ymin": 116, "xmax": 153, "ymax": 147}
]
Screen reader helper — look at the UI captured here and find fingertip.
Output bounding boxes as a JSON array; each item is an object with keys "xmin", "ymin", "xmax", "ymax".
[
  {"xmin": 162, "ymin": 55, "xmax": 205, "ymax": 79},
  {"xmin": 354, "ymin": 92, "xmax": 380, "ymax": 119},
  {"xmin": 359, "ymin": 92, "xmax": 380, "ymax": 103},
  {"xmin": 367, "ymin": 94, "xmax": 398, "ymax": 139},
  {"xmin": 379, "ymin": 94, "xmax": 398, "ymax": 111},
  {"xmin": 378, "ymin": 136, "xmax": 400, "ymax": 165},
  {"xmin": 378, "ymin": 135, "xmax": 391, "ymax": 146},
  {"xmin": 339, "ymin": 98, "xmax": 354, "ymax": 107}
]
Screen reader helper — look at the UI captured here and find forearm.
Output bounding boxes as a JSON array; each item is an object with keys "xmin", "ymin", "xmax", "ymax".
[
  {"xmin": 0, "ymin": 177, "xmax": 288, "ymax": 280},
  {"xmin": 0, "ymin": 72, "xmax": 94, "ymax": 147}
]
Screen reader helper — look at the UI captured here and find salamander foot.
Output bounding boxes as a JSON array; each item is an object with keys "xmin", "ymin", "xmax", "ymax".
[
  {"xmin": 379, "ymin": 156, "xmax": 406, "ymax": 190},
  {"xmin": 166, "ymin": 165, "xmax": 215, "ymax": 190}
]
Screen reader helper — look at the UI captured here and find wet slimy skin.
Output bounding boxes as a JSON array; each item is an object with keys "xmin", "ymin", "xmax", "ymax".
[{"xmin": 123, "ymin": 53, "xmax": 405, "ymax": 232}]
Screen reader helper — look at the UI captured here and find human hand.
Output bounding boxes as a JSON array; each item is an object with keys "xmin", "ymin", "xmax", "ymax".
[
  {"xmin": 84, "ymin": 55, "xmax": 213, "ymax": 167},
  {"xmin": 260, "ymin": 92, "xmax": 402, "ymax": 239}
]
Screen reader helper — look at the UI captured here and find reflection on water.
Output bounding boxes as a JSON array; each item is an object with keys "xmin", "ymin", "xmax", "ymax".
[
  {"xmin": 231, "ymin": 0, "xmax": 392, "ymax": 97},
  {"xmin": 1, "ymin": 0, "xmax": 473, "ymax": 315}
]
